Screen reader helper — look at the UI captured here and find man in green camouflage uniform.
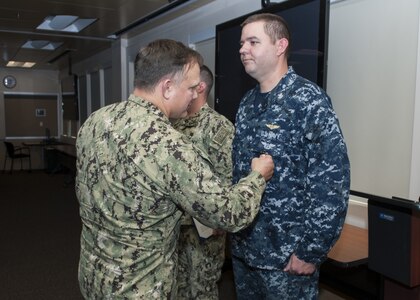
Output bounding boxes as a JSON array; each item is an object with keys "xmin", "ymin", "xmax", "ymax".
[
  {"xmin": 75, "ymin": 39, "xmax": 274, "ymax": 299},
  {"xmin": 174, "ymin": 65, "xmax": 234, "ymax": 299}
]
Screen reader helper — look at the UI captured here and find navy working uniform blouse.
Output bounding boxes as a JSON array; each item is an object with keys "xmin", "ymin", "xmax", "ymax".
[{"xmin": 231, "ymin": 67, "xmax": 351, "ymax": 269}]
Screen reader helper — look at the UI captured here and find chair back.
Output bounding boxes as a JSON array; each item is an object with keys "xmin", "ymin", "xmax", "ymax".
[{"xmin": 4, "ymin": 141, "xmax": 15, "ymax": 157}]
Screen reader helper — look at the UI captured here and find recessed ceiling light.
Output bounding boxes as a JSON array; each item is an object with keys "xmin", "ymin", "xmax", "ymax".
[
  {"xmin": 37, "ymin": 15, "xmax": 97, "ymax": 33},
  {"xmin": 6, "ymin": 61, "xmax": 36, "ymax": 68},
  {"xmin": 22, "ymin": 40, "xmax": 63, "ymax": 51},
  {"xmin": 50, "ymin": 15, "xmax": 79, "ymax": 30}
]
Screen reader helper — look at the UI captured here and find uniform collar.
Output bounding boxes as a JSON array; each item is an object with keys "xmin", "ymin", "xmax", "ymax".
[
  {"xmin": 128, "ymin": 93, "xmax": 167, "ymax": 119},
  {"xmin": 257, "ymin": 66, "xmax": 297, "ymax": 95},
  {"xmin": 176, "ymin": 103, "xmax": 209, "ymax": 127}
]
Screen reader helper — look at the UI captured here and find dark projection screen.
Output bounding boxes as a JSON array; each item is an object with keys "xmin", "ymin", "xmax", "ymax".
[{"xmin": 215, "ymin": 0, "xmax": 329, "ymax": 123}]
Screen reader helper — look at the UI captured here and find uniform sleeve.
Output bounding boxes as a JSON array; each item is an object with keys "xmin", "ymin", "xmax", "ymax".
[
  {"xmin": 206, "ymin": 118, "xmax": 235, "ymax": 183},
  {"xmin": 158, "ymin": 134, "xmax": 266, "ymax": 233},
  {"xmin": 294, "ymin": 96, "xmax": 351, "ymax": 265}
]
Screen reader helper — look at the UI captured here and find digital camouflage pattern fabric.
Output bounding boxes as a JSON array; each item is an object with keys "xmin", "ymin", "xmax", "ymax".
[
  {"xmin": 75, "ymin": 94, "xmax": 266, "ymax": 299},
  {"xmin": 176, "ymin": 227, "xmax": 226, "ymax": 300},
  {"xmin": 233, "ymin": 257, "xmax": 319, "ymax": 300},
  {"xmin": 231, "ymin": 67, "xmax": 350, "ymax": 298},
  {"xmin": 174, "ymin": 103, "xmax": 234, "ymax": 299}
]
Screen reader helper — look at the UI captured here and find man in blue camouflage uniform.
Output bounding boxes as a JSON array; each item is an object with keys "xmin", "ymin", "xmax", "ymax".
[
  {"xmin": 231, "ymin": 14, "xmax": 351, "ymax": 299},
  {"xmin": 75, "ymin": 39, "xmax": 274, "ymax": 299},
  {"xmin": 174, "ymin": 65, "xmax": 234, "ymax": 299}
]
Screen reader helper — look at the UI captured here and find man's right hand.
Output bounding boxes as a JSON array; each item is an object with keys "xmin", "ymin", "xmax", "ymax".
[{"xmin": 251, "ymin": 154, "xmax": 274, "ymax": 181}]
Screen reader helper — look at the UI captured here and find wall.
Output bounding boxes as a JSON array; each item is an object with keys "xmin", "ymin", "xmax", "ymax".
[
  {"xmin": 64, "ymin": 45, "xmax": 117, "ymax": 127},
  {"xmin": 410, "ymin": 18, "xmax": 420, "ymax": 201},
  {"xmin": 4, "ymin": 95, "xmax": 58, "ymax": 137},
  {"xmin": 1, "ymin": 68, "xmax": 59, "ymax": 170},
  {"xmin": 125, "ymin": 0, "xmax": 260, "ymax": 68},
  {"xmin": 328, "ymin": 0, "xmax": 420, "ymax": 200},
  {"xmin": 1, "ymin": 68, "xmax": 59, "ymax": 137}
]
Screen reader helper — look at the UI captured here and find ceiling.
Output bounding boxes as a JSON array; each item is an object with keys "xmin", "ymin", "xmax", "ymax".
[{"xmin": 0, "ymin": 0, "xmax": 200, "ymax": 70}]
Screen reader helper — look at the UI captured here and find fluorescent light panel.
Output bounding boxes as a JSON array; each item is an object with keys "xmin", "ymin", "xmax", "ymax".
[
  {"xmin": 22, "ymin": 40, "xmax": 63, "ymax": 50},
  {"xmin": 37, "ymin": 15, "xmax": 97, "ymax": 33},
  {"xmin": 7, "ymin": 61, "xmax": 36, "ymax": 68}
]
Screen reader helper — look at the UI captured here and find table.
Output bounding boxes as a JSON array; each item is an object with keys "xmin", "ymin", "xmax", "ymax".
[
  {"xmin": 23, "ymin": 141, "xmax": 67, "ymax": 170},
  {"xmin": 45, "ymin": 144, "xmax": 76, "ymax": 172},
  {"xmin": 45, "ymin": 144, "xmax": 76, "ymax": 186},
  {"xmin": 321, "ymin": 224, "xmax": 377, "ymax": 299},
  {"xmin": 51, "ymin": 144, "xmax": 76, "ymax": 158},
  {"xmin": 327, "ymin": 223, "xmax": 368, "ymax": 268}
]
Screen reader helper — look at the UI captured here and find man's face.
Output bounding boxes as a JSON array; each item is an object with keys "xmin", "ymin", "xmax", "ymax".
[
  {"xmin": 168, "ymin": 63, "xmax": 200, "ymax": 119},
  {"xmin": 186, "ymin": 97, "xmax": 200, "ymax": 116},
  {"xmin": 239, "ymin": 21, "xmax": 280, "ymax": 81}
]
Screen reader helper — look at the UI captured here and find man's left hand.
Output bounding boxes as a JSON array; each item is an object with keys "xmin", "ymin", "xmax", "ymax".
[{"xmin": 283, "ymin": 253, "xmax": 316, "ymax": 275}]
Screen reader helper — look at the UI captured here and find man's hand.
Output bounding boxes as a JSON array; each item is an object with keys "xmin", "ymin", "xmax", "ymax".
[
  {"xmin": 283, "ymin": 253, "xmax": 316, "ymax": 275},
  {"xmin": 251, "ymin": 154, "xmax": 274, "ymax": 181}
]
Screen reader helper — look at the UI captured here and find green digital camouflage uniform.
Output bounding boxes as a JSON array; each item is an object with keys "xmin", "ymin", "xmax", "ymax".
[
  {"xmin": 75, "ymin": 94, "xmax": 266, "ymax": 299},
  {"xmin": 173, "ymin": 103, "xmax": 235, "ymax": 300}
]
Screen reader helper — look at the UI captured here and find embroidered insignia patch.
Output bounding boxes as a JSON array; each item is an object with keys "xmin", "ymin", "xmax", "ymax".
[{"xmin": 213, "ymin": 127, "xmax": 229, "ymax": 146}]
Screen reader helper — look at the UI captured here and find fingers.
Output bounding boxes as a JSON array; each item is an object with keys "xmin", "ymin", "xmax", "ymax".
[
  {"xmin": 251, "ymin": 154, "xmax": 274, "ymax": 181},
  {"xmin": 283, "ymin": 254, "xmax": 316, "ymax": 276},
  {"xmin": 283, "ymin": 258, "xmax": 292, "ymax": 272}
]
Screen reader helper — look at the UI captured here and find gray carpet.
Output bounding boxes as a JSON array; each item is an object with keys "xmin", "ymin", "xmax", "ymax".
[
  {"xmin": 0, "ymin": 170, "xmax": 238, "ymax": 300},
  {"xmin": 0, "ymin": 170, "xmax": 83, "ymax": 300}
]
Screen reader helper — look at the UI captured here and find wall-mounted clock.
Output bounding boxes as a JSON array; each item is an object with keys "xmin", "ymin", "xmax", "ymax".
[{"xmin": 3, "ymin": 75, "xmax": 17, "ymax": 89}]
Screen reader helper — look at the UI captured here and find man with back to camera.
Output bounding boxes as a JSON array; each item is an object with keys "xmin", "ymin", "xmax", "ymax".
[
  {"xmin": 230, "ymin": 13, "xmax": 351, "ymax": 299},
  {"xmin": 173, "ymin": 65, "xmax": 234, "ymax": 299},
  {"xmin": 75, "ymin": 39, "xmax": 274, "ymax": 299}
]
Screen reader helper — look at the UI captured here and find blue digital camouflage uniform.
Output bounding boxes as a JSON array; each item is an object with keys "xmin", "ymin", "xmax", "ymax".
[
  {"xmin": 231, "ymin": 67, "xmax": 350, "ymax": 299},
  {"xmin": 173, "ymin": 103, "xmax": 234, "ymax": 300},
  {"xmin": 75, "ymin": 94, "xmax": 266, "ymax": 299}
]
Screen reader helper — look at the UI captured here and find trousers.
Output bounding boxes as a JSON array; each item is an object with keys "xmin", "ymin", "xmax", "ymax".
[
  {"xmin": 232, "ymin": 255, "xmax": 319, "ymax": 300},
  {"xmin": 176, "ymin": 225, "xmax": 226, "ymax": 300}
]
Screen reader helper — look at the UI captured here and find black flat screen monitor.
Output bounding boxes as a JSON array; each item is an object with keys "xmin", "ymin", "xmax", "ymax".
[
  {"xmin": 61, "ymin": 75, "xmax": 79, "ymax": 120},
  {"xmin": 215, "ymin": 0, "xmax": 329, "ymax": 123}
]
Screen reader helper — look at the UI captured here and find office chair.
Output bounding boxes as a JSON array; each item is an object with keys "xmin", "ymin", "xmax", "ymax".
[{"xmin": 3, "ymin": 141, "xmax": 32, "ymax": 174}]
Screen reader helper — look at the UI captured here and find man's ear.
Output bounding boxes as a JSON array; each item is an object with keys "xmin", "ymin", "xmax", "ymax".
[
  {"xmin": 276, "ymin": 38, "xmax": 289, "ymax": 56},
  {"xmin": 197, "ymin": 81, "xmax": 205, "ymax": 94},
  {"xmin": 161, "ymin": 78, "xmax": 173, "ymax": 100}
]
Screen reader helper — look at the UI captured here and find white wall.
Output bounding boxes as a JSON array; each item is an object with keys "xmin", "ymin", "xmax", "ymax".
[
  {"xmin": 125, "ymin": 0, "xmax": 260, "ymax": 68},
  {"xmin": 328, "ymin": 0, "xmax": 420, "ymax": 200},
  {"xmin": 410, "ymin": 14, "xmax": 420, "ymax": 201}
]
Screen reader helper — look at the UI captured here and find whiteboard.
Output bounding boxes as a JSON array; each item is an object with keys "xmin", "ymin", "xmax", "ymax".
[{"xmin": 327, "ymin": 0, "xmax": 419, "ymax": 198}]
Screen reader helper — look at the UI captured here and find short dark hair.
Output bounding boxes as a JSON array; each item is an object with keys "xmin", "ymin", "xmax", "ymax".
[
  {"xmin": 241, "ymin": 13, "xmax": 291, "ymax": 58},
  {"xmin": 200, "ymin": 65, "xmax": 213, "ymax": 97},
  {"xmin": 134, "ymin": 39, "xmax": 203, "ymax": 91}
]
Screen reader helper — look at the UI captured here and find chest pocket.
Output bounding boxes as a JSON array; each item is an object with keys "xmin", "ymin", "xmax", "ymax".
[
  {"xmin": 258, "ymin": 121, "xmax": 288, "ymax": 158},
  {"xmin": 259, "ymin": 110, "xmax": 306, "ymax": 173}
]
